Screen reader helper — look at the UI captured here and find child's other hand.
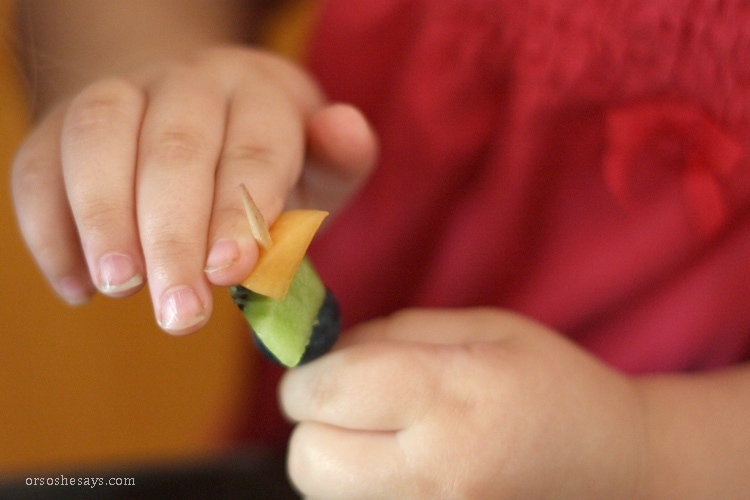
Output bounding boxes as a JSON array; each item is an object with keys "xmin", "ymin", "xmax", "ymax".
[
  {"xmin": 11, "ymin": 47, "xmax": 377, "ymax": 334},
  {"xmin": 280, "ymin": 309, "xmax": 646, "ymax": 499}
]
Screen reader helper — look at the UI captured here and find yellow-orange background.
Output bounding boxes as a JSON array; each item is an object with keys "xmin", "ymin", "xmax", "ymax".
[{"xmin": 0, "ymin": 0, "xmax": 316, "ymax": 476}]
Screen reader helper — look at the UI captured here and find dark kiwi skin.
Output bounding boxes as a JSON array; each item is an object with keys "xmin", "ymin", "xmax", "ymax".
[
  {"xmin": 230, "ymin": 285, "xmax": 341, "ymax": 367},
  {"xmin": 299, "ymin": 288, "xmax": 340, "ymax": 364}
]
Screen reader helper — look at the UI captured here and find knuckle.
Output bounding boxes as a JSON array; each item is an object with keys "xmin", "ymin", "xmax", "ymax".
[
  {"xmin": 145, "ymin": 129, "xmax": 210, "ymax": 165},
  {"xmin": 11, "ymin": 113, "xmax": 65, "ymax": 196},
  {"xmin": 222, "ymin": 143, "xmax": 280, "ymax": 168},
  {"xmin": 11, "ymin": 149, "xmax": 54, "ymax": 198},
  {"xmin": 404, "ymin": 351, "xmax": 443, "ymax": 406},
  {"xmin": 220, "ymin": 142, "xmax": 300, "ymax": 198},
  {"xmin": 210, "ymin": 205, "xmax": 247, "ymax": 233},
  {"xmin": 64, "ymin": 78, "xmax": 142, "ymax": 136},
  {"xmin": 147, "ymin": 230, "xmax": 193, "ymax": 258},
  {"xmin": 305, "ymin": 368, "xmax": 340, "ymax": 412},
  {"xmin": 75, "ymin": 200, "xmax": 128, "ymax": 236},
  {"xmin": 211, "ymin": 205, "xmax": 245, "ymax": 220},
  {"xmin": 31, "ymin": 237, "xmax": 77, "ymax": 279},
  {"xmin": 143, "ymin": 229, "xmax": 200, "ymax": 272}
]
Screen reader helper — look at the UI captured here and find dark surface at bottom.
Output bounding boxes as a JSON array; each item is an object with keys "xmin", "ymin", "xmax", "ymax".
[{"xmin": 0, "ymin": 447, "xmax": 298, "ymax": 500}]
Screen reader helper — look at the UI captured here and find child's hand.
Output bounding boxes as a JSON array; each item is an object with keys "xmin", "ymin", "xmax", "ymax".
[
  {"xmin": 280, "ymin": 309, "xmax": 646, "ymax": 499},
  {"xmin": 11, "ymin": 46, "xmax": 377, "ymax": 335}
]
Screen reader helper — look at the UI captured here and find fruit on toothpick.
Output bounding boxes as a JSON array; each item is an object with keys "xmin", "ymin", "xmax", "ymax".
[{"xmin": 229, "ymin": 185, "xmax": 340, "ymax": 367}]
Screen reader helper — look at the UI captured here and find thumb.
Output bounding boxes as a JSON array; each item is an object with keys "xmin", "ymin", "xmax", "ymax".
[{"xmin": 289, "ymin": 103, "xmax": 378, "ymax": 213}]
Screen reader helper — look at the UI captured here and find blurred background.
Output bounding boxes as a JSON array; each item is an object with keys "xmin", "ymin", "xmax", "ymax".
[{"xmin": 0, "ymin": 0, "xmax": 315, "ymax": 484}]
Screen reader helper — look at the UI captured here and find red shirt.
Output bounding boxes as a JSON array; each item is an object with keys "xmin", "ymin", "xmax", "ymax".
[{"xmin": 244, "ymin": 0, "xmax": 750, "ymax": 447}]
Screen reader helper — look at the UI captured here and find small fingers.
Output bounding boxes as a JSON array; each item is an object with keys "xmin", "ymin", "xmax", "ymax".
[
  {"xmin": 136, "ymin": 71, "xmax": 230, "ymax": 334},
  {"xmin": 280, "ymin": 341, "xmax": 443, "ymax": 432},
  {"xmin": 288, "ymin": 422, "xmax": 405, "ymax": 500},
  {"xmin": 307, "ymin": 103, "xmax": 378, "ymax": 173},
  {"xmin": 205, "ymin": 72, "xmax": 306, "ymax": 286},
  {"xmin": 11, "ymin": 105, "xmax": 95, "ymax": 305},
  {"xmin": 15, "ymin": 50, "xmax": 352, "ymax": 336},
  {"xmin": 61, "ymin": 78, "xmax": 147, "ymax": 298},
  {"xmin": 205, "ymin": 101, "xmax": 377, "ymax": 287},
  {"xmin": 291, "ymin": 103, "xmax": 378, "ymax": 213}
]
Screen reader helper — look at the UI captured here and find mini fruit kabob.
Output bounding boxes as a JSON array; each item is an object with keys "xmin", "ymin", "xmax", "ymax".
[{"xmin": 229, "ymin": 185, "xmax": 340, "ymax": 367}]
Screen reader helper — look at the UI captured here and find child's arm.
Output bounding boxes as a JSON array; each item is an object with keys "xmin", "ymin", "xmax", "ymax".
[
  {"xmin": 280, "ymin": 309, "xmax": 750, "ymax": 498},
  {"xmin": 12, "ymin": 1, "xmax": 377, "ymax": 335}
]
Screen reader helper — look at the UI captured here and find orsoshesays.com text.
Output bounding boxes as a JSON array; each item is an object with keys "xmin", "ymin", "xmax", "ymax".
[{"xmin": 25, "ymin": 475, "xmax": 135, "ymax": 488}]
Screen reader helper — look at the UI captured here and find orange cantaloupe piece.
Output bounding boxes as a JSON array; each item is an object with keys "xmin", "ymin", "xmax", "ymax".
[{"xmin": 241, "ymin": 210, "xmax": 328, "ymax": 300}]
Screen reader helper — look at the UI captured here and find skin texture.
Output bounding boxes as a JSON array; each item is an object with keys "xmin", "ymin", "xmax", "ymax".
[
  {"xmin": 281, "ymin": 309, "xmax": 750, "ymax": 499},
  {"xmin": 13, "ymin": 1, "xmax": 376, "ymax": 334},
  {"xmin": 10, "ymin": 2, "xmax": 750, "ymax": 497},
  {"xmin": 281, "ymin": 309, "xmax": 646, "ymax": 499}
]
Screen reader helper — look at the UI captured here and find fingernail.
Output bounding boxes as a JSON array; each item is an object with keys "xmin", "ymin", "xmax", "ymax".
[
  {"xmin": 158, "ymin": 286, "xmax": 206, "ymax": 334},
  {"xmin": 57, "ymin": 276, "xmax": 93, "ymax": 306},
  {"xmin": 99, "ymin": 252, "xmax": 143, "ymax": 295},
  {"xmin": 204, "ymin": 239, "xmax": 239, "ymax": 274}
]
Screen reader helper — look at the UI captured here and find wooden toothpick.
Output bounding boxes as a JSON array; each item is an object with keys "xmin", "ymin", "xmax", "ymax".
[{"xmin": 241, "ymin": 184, "xmax": 272, "ymax": 249}]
